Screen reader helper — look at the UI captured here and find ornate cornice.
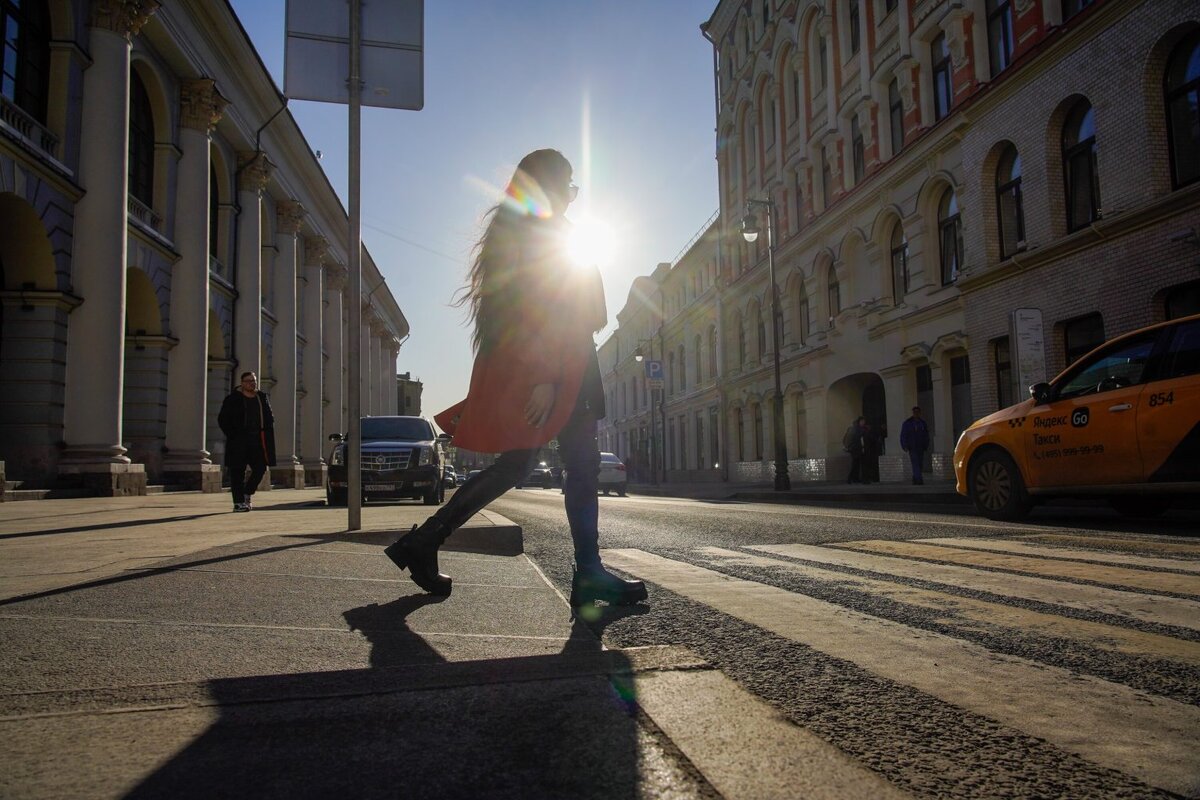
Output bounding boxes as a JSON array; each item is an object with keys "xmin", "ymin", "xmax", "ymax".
[
  {"xmin": 180, "ymin": 78, "xmax": 227, "ymax": 132},
  {"xmin": 89, "ymin": 0, "xmax": 159, "ymax": 39},
  {"xmin": 237, "ymin": 151, "xmax": 273, "ymax": 193},
  {"xmin": 276, "ymin": 200, "xmax": 305, "ymax": 235}
]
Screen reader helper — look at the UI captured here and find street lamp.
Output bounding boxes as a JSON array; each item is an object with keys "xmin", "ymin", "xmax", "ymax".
[
  {"xmin": 741, "ymin": 199, "xmax": 791, "ymax": 491},
  {"xmin": 633, "ymin": 342, "xmax": 659, "ymax": 485}
]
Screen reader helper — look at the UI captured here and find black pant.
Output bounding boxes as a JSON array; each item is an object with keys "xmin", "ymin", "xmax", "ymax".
[
  {"xmin": 847, "ymin": 452, "xmax": 863, "ymax": 483},
  {"xmin": 228, "ymin": 436, "xmax": 267, "ymax": 504},
  {"xmin": 429, "ymin": 395, "xmax": 603, "ymax": 569}
]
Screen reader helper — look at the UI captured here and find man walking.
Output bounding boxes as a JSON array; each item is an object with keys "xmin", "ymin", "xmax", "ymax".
[
  {"xmin": 218, "ymin": 371, "xmax": 277, "ymax": 511},
  {"xmin": 843, "ymin": 416, "xmax": 866, "ymax": 484},
  {"xmin": 900, "ymin": 406, "xmax": 930, "ymax": 485}
]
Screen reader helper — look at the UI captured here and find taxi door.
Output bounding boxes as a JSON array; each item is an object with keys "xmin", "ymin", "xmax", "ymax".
[
  {"xmin": 1138, "ymin": 318, "xmax": 1200, "ymax": 483},
  {"xmin": 1024, "ymin": 332, "xmax": 1158, "ymax": 488}
]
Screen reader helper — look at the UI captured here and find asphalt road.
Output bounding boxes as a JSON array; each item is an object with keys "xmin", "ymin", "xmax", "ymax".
[{"xmin": 494, "ymin": 489, "xmax": 1200, "ymax": 799}]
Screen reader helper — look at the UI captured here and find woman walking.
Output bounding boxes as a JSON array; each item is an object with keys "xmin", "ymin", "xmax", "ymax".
[{"xmin": 384, "ymin": 149, "xmax": 646, "ymax": 610}]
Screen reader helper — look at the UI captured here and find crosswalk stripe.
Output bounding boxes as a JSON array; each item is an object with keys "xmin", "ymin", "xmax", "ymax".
[
  {"xmin": 697, "ymin": 547, "xmax": 1200, "ymax": 667},
  {"xmin": 915, "ymin": 537, "xmax": 1200, "ymax": 574},
  {"xmin": 602, "ymin": 548, "xmax": 1200, "ymax": 797},
  {"xmin": 751, "ymin": 543, "xmax": 1200, "ymax": 632},
  {"xmin": 837, "ymin": 540, "xmax": 1200, "ymax": 596},
  {"xmin": 1022, "ymin": 533, "xmax": 1200, "ymax": 557}
]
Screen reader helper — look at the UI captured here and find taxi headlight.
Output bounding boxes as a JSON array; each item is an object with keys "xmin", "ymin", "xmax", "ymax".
[
  {"xmin": 418, "ymin": 446, "xmax": 432, "ymax": 466},
  {"xmin": 330, "ymin": 446, "xmax": 345, "ymax": 466}
]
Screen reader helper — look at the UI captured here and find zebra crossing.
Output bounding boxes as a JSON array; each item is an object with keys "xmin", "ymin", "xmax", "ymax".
[{"xmin": 600, "ymin": 532, "xmax": 1200, "ymax": 798}]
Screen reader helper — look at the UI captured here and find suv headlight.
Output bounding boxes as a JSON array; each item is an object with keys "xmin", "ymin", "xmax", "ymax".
[
  {"xmin": 418, "ymin": 446, "xmax": 432, "ymax": 466},
  {"xmin": 330, "ymin": 445, "xmax": 345, "ymax": 466}
]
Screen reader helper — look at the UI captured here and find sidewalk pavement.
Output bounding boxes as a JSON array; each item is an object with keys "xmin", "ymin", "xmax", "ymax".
[{"xmin": 0, "ymin": 488, "xmax": 900, "ymax": 799}]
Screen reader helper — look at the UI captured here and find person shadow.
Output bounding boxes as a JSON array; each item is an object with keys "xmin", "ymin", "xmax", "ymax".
[{"xmin": 123, "ymin": 542, "xmax": 644, "ymax": 799}]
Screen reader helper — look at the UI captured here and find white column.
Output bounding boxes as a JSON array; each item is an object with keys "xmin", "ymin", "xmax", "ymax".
[
  {"xmin": 369, "ymin": 323, "xmax": 384, "ymax": 414},
  {"xmin": 234, "ymin": 151, "xmax": 271, "ymax": 381},
  {"xmin": 61, "ymin": 1, "xmax": 157, "ymax": 486},
  {"xmin": 322, "ymin": 261, "xmax": 346, "ymax": 436},
  {"xmin": 163, "ymin": 77, "xmax": 225, "ymax": 490},
  {"xmin": 301, "ymin": 236, "xmax": 328, "ymax": 473},
  {"xmin": 271, "ymin": 199, "xmax": 303, "ymax": 470}
]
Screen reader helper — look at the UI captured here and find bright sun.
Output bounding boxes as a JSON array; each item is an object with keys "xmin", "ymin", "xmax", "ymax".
[{"xmin": 566, "ymin": 216, "xmax": 616, "ymax": 269}]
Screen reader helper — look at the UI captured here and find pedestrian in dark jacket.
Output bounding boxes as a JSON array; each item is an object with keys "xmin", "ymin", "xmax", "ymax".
[
  {"xmin": 843, "ymin": 416, "xmax": 866, "ymax": 484},
  {"xmin": 900, "ymin": 406, "xmax": 931, "ymax": 485},
  {"xmin": 217, "ymin": 371, "xmax": 277, "ymax": 511}
]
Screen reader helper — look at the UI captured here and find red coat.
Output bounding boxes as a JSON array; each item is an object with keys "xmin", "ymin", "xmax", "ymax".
[{"xmin": 436, "ymin": 234, "xmax": 606, "ymax": 454}]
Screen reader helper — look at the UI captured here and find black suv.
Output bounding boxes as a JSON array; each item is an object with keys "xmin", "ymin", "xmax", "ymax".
[{"xmin": 326, "ymin": 416, "xmax": 450, "ymax": 506}]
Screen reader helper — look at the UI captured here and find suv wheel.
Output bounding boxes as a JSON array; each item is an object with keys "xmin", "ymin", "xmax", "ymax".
[{"xmin": 968, "ymin": 450, "xmax": 1031, "ymax": 521}]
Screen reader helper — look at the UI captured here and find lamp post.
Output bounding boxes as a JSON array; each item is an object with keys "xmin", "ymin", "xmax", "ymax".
[
  {"xmin": 634, "ymin": 341, "xmax": 659, "ymax": 485},
  {"xmin": 741, "ymin": 199, "xmax": 792, "ymax": 491}
]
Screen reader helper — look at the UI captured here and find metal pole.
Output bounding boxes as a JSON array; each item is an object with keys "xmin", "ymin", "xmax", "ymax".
[
  {"xmin": 649, "ymin": 339, "xmax": 658, "ymax": 485},
  {"xmin": 766, "ymin": 202, "xmax": 791, "ymax": 491},
  {"xmin": 346, "ymin": 0, "xmax": 363, "ymax": 530}
]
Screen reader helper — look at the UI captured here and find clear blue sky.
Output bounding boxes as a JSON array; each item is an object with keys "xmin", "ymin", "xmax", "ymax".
[{"xmin": 229, "ymin": 0, "xmax": 720, "ymax": 422}]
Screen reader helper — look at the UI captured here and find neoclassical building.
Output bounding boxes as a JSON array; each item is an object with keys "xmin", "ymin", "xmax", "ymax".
[
  {"xmin": 0, "ymin": 0, "xmax": 409, "ymax": 495},
  {"xmin": 602, "ymin": 0, "xmax": 1199, "ymax": 484}
]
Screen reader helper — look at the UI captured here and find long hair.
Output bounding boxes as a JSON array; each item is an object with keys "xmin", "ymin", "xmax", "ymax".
[{"xmin": 455, "ymin": 149, "xmax": 572, "ymax": 353}]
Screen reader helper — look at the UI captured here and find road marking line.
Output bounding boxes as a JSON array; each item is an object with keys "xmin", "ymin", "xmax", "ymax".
[
  {"xmin": 1018, "ymin": 533, "xmax": 1200, "ymax": 557},
  {"xmin": 837, "ymin": 541, "xmax": 1200, "ymax": 596},
  {"xmin": 697, "ymin": 548, "xmax": 1200, "ymax": 667},
  {"xmin": 916, "ymin": 537, "xmax": 1200, "ymax": 574},
  {"xmin": 750, "ymin": 543, "xmax": 1200, "ymax": 632},
  {"xmin": 601, "ymin": 548, "xmax": 1200, "ymax": 797}
]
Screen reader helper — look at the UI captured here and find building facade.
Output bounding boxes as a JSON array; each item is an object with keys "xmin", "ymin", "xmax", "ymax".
[
  {"xmin": 396, "ymin": 371, "xmax": 423, "ymax": 416},
  {"xmin": 0, "ymin": 0, "xmax": 409, "ymax": 495},
  {"xmin": 598, "ymin": 0, "xmax": 1200, "ymax": 486}
]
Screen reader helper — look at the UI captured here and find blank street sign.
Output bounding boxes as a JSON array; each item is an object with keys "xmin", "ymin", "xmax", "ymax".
[{"xmin": 284, "ymin": 0, "xmax": 423, "ymax": 110}]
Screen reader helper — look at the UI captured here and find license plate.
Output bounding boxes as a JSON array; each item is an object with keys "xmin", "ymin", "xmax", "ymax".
[{"xmin": 365, "ymin": 484, "xmax": 395, "ymax": 491}]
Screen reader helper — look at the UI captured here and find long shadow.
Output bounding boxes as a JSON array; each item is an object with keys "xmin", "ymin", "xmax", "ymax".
[
  {"xmin": 124, "ymin": 589, "xmax": 643, "ymax": 799},
  {"xmin": 0, "ymin": 513, "xmax": 227, "ymax": 541}
]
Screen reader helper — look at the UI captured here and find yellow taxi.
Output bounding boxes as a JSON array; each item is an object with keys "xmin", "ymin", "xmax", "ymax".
[{"xmin": 954, "ymin": 313, "xmax": 1199, "ymax": 520}]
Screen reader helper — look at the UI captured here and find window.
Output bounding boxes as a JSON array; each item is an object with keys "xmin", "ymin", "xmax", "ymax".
[
  {"xmin": 821, "ymin": 151, "xmax": 832, "ymax": 209},
  {"xmin": 694, "ymin": 335, "xmax": 703, "ymax": 383},
  {"xmin": 1063, "ymin": 313, "xmax": 1105, "ymax": 367},
  {"xmin": 737, "ymin": 409, "xmax": 745, "ymax": 461},
  {"xmin": 884, "ymin": 0, "xmax": 898, "ymax": 12},
  {"xmin": 938, "ymin": 188, "xmax": 963, "ymax": 284},
  {"xmin": 793, "ymin": 171, "xmax": 805, "ymax": 232},
  {"xmin": 209, "ymin": 165, "xmax": 220, "ymax": 257},
  {"xmin": 667, "ymin": 352, "xmax": 676, "ymax": 395},
  {"xmin": 818, "ymin": 35, "xmax": 829, "ymax": 90},
  {"xmin": 764, "ymin": 98, "xmax": 776, "ymax": 148},
  {"xmin": 0, "ymin": 0, "xmax": 49, "ymax": 121},
  {"xmin": 851, "ymin": 115, "xmax": 865, "ymax": 183},
  {"xmin": 986, "ymin": 0, "xmax": 1014, "ymax": 78},
  {"xmin": 679, "ymin": 416, "xmax": 688, "ymax": 471},
  {"xmin": 993, "ymin": 337, "xmax": 1014, "ymax": 408},
  {"xmin": 757, "ymin": 311, "xmax": 766, "ymax": 357},
  {"xmin": 1061, "ymin": 0, "xmax": 1095, "ymax": 21},
  {"xmin": 695, "ymin": 412, "xmax": 706, "ymax": 469},
  {"xmin": 890, "ymin": 224, "xmax": 909, "ymax": 302},
  {"xmin": 128, "ymin": 71, "xmax": 155, "ymax": 207},
  {"xmin": 1057, "ymin": 332, "xmax": 1155, "ymax": 400},
  {"xmin": 762, "ymin": 0, "xmax": 770, "ymax": 29},
  {"xmin": 849, "ymin": 0, "xmax": 861, "ymax": 55},
  {"xmin": 950, "ymin": 355, "xmax": 973, "ymax": 443},
  {"xmin": 678, "ymin": 344, "xmax": 686, "ymax": 391},
  {"xmin": 753, "ymin": 405, "xmax": 764, "ymax": 459},
  {"xmin": 1165, "ymin": 280, "xmax": 1200, "ymax": 320},
  {"xmin": 792, "ymin": 69, "xmax": 802, "ymax": 122},
  {"xmin": 738, "ymin": 315, "xmax": 747, "ymax": 363},
  {"xmin": 1063, "ymin": 99, "xmax": 1101, "ymax": 232},
  {"xmin": 708, "ymin": 326, "xmax": 718, "ymax": 378},
  {"xmin": 795, "ymin": 285, "xmax": 809, "ymax": 345},
  {"xmin": 827, "ymin": 263, "xmax": 841, "ymax": 317},
  {"xmin": 1161, "ymin": 319, "xmax": 1200, "ymax": 381},
  {"xmin": 888, "ymin": 78, "xmax": 904, "ymax": 156},
  {"xmin": 710, "ymin": 406, "xmax": 720, "ymax": 467},
  {"xmin": 932, "ymin": 33, "xmax": 953, "ymax": 121},
  {"xmin": 996, "ymin": 144, "xmax": 1025, "ymax": 259},
  {"xmin": 1165, "ymin": 31, "xmax": 1200, "ymax": 189}
]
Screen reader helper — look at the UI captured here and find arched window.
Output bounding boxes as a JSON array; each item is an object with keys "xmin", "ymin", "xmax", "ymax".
[
  {"xmin": 888, "ymin": 78, "xmax": 904, "ymax": 156},
  {"xmin": 1, "ymin": 0, "xmax": 49, "ymax": 122},
  {"xmin": 677, "ymin": 344, "xmax": 686, "ymax": 391},
  {"xmin": 932, "ymin": 33, "xmax": 953, "ymax": 121},
  {"xmin": 129, "ymin": 71, "xmax": 156, "ymax": 207},
  {"xmin": 817, "ymin": 34, "xmax": 829, "ymax": 92},
  {"xmin": 890, "ymin": 224, "xmax": 909, "ymax": 302},
  {"xmin": 1165, "ymin": 31, "xmax": 1200, "ymax": 189},
  {"xmin": 996, "ymin": 145, "xmax": 1025, "ymax": 259},
  {"xmin": 756, "ymin": 309, "xmax": 766, "ymax": 356},
  {"xmin": 708, "ymin": 326, "xmax": 718, "ymax": 378},
  {"xmin": 938, "ymin": 188, "xmax": 963, "ymax": 284},
  {"xmin": 1063, "ymin": 99, "xmax": 1101, "ymax": 232},
  {"xmin": 795, "ymin": 284, "xmax": 809, "ymax": 345},
  {"xmin": 827, "ymin": 263, "xmax": 841, "ymax": 317}
]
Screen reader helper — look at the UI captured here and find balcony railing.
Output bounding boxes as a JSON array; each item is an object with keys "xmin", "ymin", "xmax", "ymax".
[
  {"xmin": 127, "ymin": 195, "xmax": 163, "ymax": 233},
  {"xmin": 0, "ymin": 95, "xmax": 59, "ymax": 159}
]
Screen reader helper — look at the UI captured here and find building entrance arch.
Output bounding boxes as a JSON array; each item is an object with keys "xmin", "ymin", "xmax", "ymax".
[{"xmin": 826, "ymin": 372, "xmax": 887, "ymax": 453}]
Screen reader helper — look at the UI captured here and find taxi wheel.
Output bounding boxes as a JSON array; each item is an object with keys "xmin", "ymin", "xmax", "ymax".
[{"xmin": 968, "ymin": 450, "xmax": 1031, "ymax": 521}]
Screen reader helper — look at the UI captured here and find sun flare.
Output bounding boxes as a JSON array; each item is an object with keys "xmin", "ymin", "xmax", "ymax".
[{"xmin": 566, "ymin": 215, "xmax": 616, "ymax": 269}]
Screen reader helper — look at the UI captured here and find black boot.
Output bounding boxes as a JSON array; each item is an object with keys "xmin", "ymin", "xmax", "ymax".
[
  {"xmin": 569, "ymin": 565, "xmax": 647, "ymax": 607},
  {"xmin": 384, "ymin": 519, "xmax": 453, "ymax": 596}
]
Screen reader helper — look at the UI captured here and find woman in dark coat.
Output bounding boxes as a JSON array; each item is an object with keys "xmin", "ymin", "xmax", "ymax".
[{"xmin": 385, "ymin": 149, "xmax": 646, "ymax": 610}]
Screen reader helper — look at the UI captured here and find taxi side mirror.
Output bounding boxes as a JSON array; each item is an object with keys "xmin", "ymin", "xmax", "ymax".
[{"xmin": 1029, "ymin": 382, "xmax": 1052, "ymax": 404}]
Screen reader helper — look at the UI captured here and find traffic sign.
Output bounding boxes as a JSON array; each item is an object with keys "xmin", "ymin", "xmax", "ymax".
[{"xmin": 644, "ymin": 360, "xmax": 664, "ymax": 380}]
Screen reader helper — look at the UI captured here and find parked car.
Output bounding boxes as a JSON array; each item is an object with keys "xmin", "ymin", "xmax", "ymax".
[
  {"xmin": 455, "ymin": 471, "xmax": 468, "ymax": 486},
  {"xmin": 326, "ymin": 415, "xmax": 449, "ymax": 506},
  {"xmin": 598, "ymin": 452, "xmax": 628, "ymax": 496},
  {"xmin": 517, "ymin": 467, "xmax": 553, "ymax": 489},
  {"xmin": 443, "ymin": 466, "xmax": 458, "ymax": 489},
  {"xmin": 954, "ymin": 313, "xmax": 1200, "ymax": 520}
]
